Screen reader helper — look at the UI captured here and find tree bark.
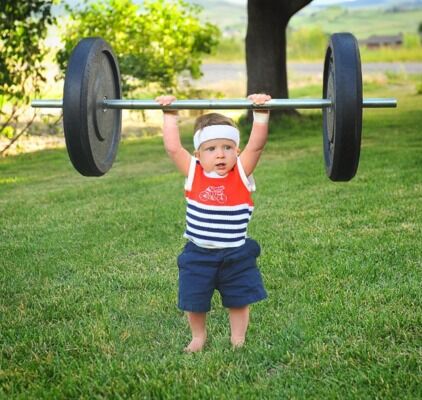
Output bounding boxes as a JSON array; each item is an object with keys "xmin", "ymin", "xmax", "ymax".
[{"xmin": 246, "ymin": 0, "xmax": 313, "ymax": 119}]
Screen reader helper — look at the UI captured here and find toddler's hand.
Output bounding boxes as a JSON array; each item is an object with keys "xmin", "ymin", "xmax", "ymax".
[
  {"xmin": 155, "ymin": 95, "xmax": 177, "ymax": 106},
  {"xmin": 155, "ymin": 95, "xmax": 178, "ymax": 115},
  {"xmin": 248, "ymin": 93, "xmax": 272, "ymax": 110},
  {"xmin": 248, "ymin": 94, "xmax": 271, "ymax": 124}
]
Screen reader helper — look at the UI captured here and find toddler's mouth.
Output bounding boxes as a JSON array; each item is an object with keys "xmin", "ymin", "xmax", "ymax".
[{"xmin": 216, "ymin": 163, "xmax": 226, "ymax": 168}]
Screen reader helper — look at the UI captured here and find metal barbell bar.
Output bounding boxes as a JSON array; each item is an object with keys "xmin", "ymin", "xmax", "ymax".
[
  {"xmin": 29, "ymin": 34, "xmax": 398, "ymax": 180},
  {"xmin": 31, "ymin": 98, "xmax": 397, "ymax": 110}
]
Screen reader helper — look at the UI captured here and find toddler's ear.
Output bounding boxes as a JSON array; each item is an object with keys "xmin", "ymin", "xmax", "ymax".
[
  {"xmin": 194, "ymin": 150, "xmax": 200, "ymax": 158},
  {"xmin": 236, "ymin": 147, "xmax": 241, "ymax": 156}
]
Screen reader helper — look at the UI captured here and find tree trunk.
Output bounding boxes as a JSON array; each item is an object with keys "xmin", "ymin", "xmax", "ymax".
[{"xmin": 246, "ymin": 0, "xmax": 313, "ymax": 119}]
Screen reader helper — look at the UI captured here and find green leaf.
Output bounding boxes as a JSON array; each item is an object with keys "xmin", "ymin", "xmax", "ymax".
[{"xmin": 57, "ymin": 0, "xmax": 220, "ymax": 94}]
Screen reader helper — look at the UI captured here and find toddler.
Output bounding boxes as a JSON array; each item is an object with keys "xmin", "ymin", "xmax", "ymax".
[{"xmin": 156, "ymin": 94, "xmax": 271, "ymax": 352}]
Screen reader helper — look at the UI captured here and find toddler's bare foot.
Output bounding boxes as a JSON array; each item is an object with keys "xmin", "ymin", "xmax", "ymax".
[
  {"xmin": 184, "ymin": 336, "xmax": 207, "ymax": 353},
  {"xmin": 231, "ymin": 336, "xmax": 245, "ymax": 348}
]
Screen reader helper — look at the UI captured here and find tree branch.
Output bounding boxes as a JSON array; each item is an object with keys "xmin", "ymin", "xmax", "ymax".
[
  {"xmin": 0, "ymin": 111, "xmax": 37, "ymax": 156},
  {"xmin": 288, "ymin": 0, "xmax": 313, "ymax": 18},
  {"xmin": 0, "ymin": 106, "xmax": 19, "ymax": 133}
]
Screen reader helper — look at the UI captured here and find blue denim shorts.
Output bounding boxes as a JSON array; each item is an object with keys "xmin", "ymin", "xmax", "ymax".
[{"xmin": 177, "ymin": 238, "xmax": 267, "ymax": 312}]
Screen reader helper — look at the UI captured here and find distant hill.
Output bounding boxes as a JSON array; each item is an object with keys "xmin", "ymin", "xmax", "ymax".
[
  {"xmin": 307, "ymin": 0, "xmax": 422, "ymax": 10},
  {"xmin": 54, "ymin": 0, "xmax": 422, "ymax": 37},
  {"xmin": 290, "ymin": 5, "xmax": 422, "ymax": 38}
]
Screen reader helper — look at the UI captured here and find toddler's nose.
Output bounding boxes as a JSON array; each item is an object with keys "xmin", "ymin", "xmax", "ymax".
[{"xmin": 216, "ymin": 148, "xmax": 225, "ymax": 158}]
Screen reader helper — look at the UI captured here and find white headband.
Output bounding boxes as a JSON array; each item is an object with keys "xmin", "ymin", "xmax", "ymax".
[{"xmin": 193, "ymin": 125, "xmax": 240, "ymax": 150}]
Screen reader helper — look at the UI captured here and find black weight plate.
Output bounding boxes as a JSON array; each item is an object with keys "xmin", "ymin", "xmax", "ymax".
[
  {"xmin": 322, "ymin": 33, "xmax": 362, "ymax": 181},
  {"xmin": 63, "ymin": 37, "xmax": 121, "ymax": 176}
]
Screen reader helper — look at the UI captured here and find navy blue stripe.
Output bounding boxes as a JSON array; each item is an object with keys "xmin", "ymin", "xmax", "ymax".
[
  {"xmin": 187, "ymin": 212, "xmax": 250, "ymax": 225},
  {"xmin": 185, "ymin": 230, "xmax": 244, "ymax": 242},
  {"xmin": 187, "ymin": 221, "xmax": 247, "ymax": 235},
  {"xmin": 188, "ymin": 203, "xmax": 252, "ymax": 217}
]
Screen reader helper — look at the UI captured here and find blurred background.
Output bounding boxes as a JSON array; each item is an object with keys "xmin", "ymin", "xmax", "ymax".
[{"xmin": 1, "ymin": 0, "xmax": 421, "ymax": 155}]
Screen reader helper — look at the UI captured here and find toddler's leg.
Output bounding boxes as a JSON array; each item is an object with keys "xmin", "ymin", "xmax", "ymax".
[
  {"xmin": 229, "ymin": 306, "xmax": 249, "ymax": 347},
  {"xmin": 185, "ymin": 312, "xmax": 207, "ymax": 352}
]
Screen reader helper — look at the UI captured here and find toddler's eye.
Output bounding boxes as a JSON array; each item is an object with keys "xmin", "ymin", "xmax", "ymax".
[
  {"xmin": 206, "ymin": 147, "xmax": 215, "ymax": 152},
  {"xmin": 224, "ymin": 145, "xmax": 232, "ymax": 150}
]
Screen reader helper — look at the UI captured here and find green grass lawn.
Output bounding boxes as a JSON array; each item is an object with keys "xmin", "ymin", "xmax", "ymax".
[
  {"xmin": 290, "ymin": 7, "xmax": 422, "ymax": 39},
  {"xmin": 1, "ymin": 79, "xmax": 421, "ymax": 398}
]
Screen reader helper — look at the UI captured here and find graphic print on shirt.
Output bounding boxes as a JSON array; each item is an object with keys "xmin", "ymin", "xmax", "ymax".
[
  {"xmin": 184, "ymin": 159, "xmax": 254, "ymax": 248},
  {"xmin": 198, "ymin": 186, "xmax": 227, "ymax": 204}
]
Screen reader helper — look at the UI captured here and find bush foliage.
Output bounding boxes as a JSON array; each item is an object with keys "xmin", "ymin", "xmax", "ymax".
[
  {"xmin": 0, "ymin": 0, "xmax": 56, "ymax": 146},
  {"xmin": 57, "ymin": 0, "xmax": 220, "ymax": 94}
]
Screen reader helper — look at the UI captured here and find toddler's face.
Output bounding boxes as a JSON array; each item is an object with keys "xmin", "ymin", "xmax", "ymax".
[{"xmin": 195, "ymin": 139, "xmax": 239, "ymax": 176}]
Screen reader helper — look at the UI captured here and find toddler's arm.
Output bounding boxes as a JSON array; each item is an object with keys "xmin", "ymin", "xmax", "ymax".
[
  {"xmin": 155, "ymin": 95, "xmax": 191, "ymax": 176},
  {"xmin": 239, "ymin": 93, "xmax": 271, "ymax": 176}
]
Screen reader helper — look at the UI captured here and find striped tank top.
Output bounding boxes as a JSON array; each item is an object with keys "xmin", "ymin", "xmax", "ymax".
[{"xmin": 184, "ymin": 157, "xmax": 256, "ymax": 248}]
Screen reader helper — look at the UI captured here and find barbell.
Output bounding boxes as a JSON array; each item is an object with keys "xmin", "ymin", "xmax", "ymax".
[{"xmin": 32, "ymin": 33, "xmax": 397, "ymax": 181}]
